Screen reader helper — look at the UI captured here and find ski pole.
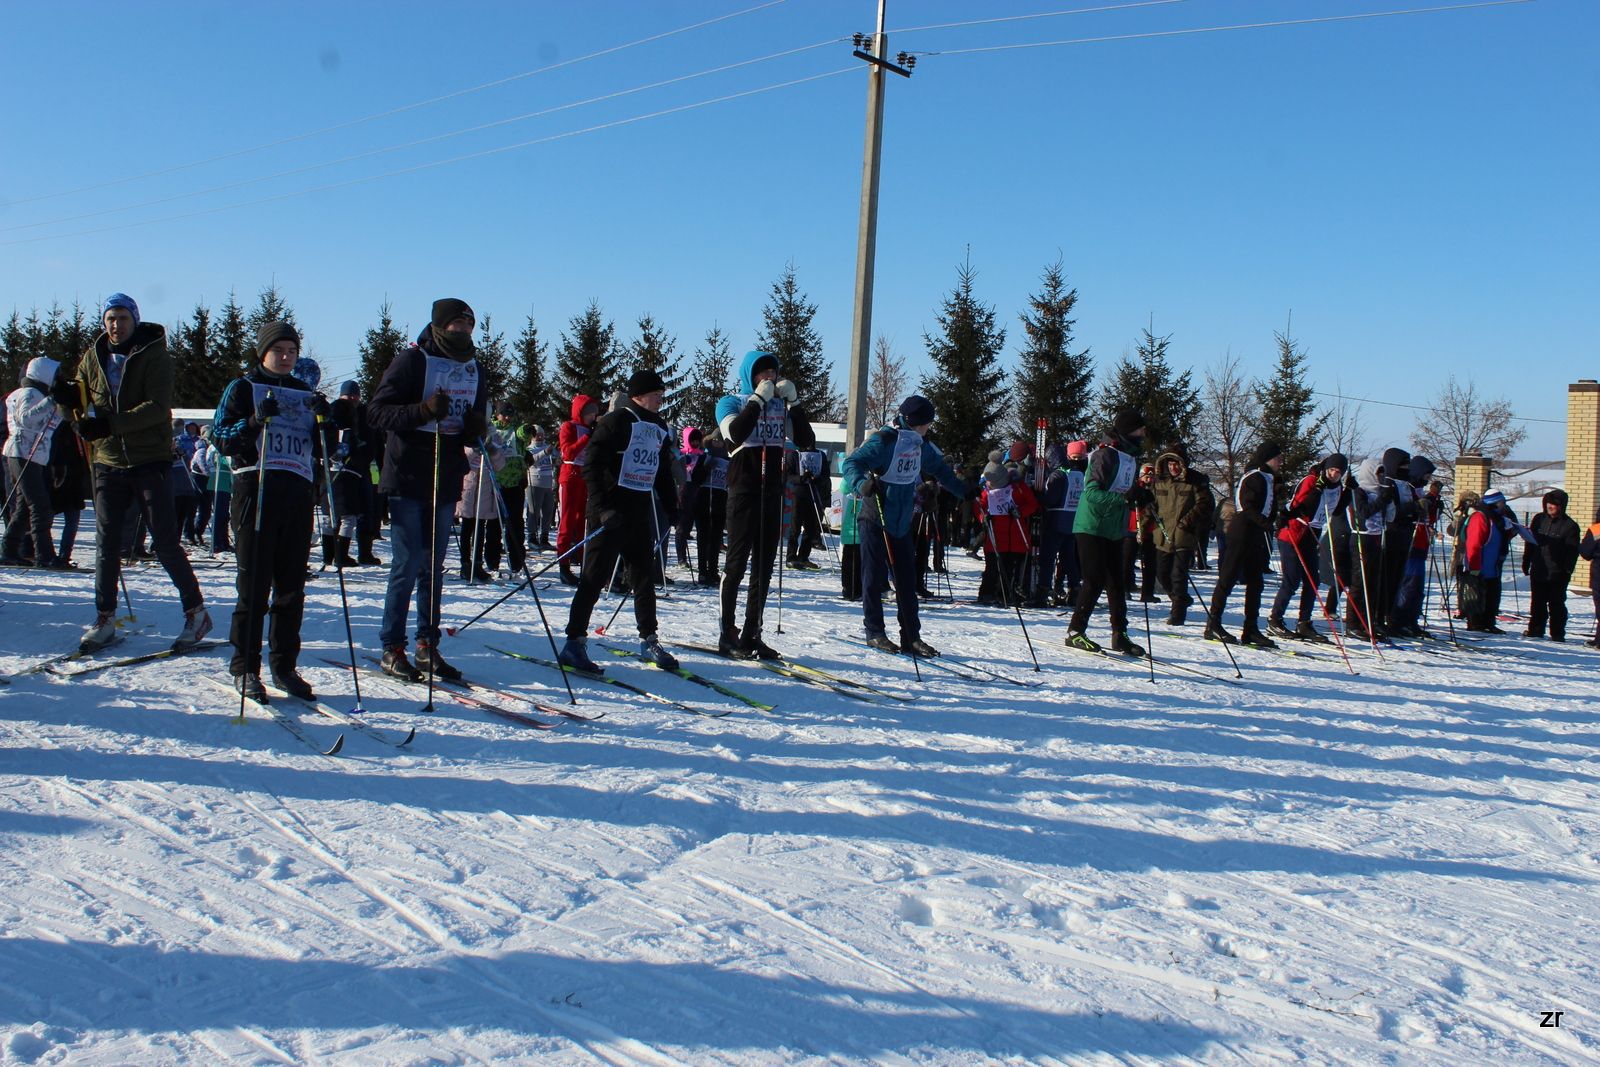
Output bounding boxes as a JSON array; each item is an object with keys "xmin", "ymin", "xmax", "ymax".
[
  {"xmin": 317, "ymin": 411, "xmax": 364, "ymax": 713},
  {"xmin": 1285, "ymin": 524, "xmax": 1356, "ymax": 675},
  {"xmin": 238, "ymin": 392, "xmax": 273, "ymax": 725},
  {"xmin": 1347, "ymin": 506, "xmax": 1386, "ymax": 661},
  {"xmin": 0, "ymin": 410, "xmax": 51, "ymax": 518},
  {"xmin": 73, "ymin": 379, "xmax": 135, "ymax": 622},
  {"xmin": 1002, "ymin": 511, "xmax": 1041, "ymax": 671},
  {"xmin": 872, "ymin": 493, "xmax": 920, "ymax": 682},
  {"xmin": 1153, "ymin": 513, "xmax": 1242, "ymax": 678},
  {"xmin": 422, "ymin": 429, "xmax": 442, "ymax": 714},
  {"xmin": 1428, "ymin": 531, "xmax": 1459, "ymax": 648},
  {"xmin": 469, "ymin": 445, "xmax": 489, "ymax": 583}
]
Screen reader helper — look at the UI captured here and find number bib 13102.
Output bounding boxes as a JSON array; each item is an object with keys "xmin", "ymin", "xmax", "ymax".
[
  {"xmin": 419, "ymin": 355, "xmax": 479, "ymax": 435},
  {"xmin": 618, "ymin": 418, "xmax": 667, "ymax": 492},
  {"xmin": 881, "ymin": 429, "xmax": 923, "ymax": 486},
  {"xmin": 252, "ymin": 383, "xmax": 315, "ymax": 482}
]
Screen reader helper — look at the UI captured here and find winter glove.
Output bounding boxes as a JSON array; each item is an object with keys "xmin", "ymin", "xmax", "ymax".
[
  {"xmin": 309, "ymin": 393, "xmax": 330, "ymax": 419},
  {"xmin": 50, "ymin": 376, "xmax": 81, "ymax": 408},
  {"xmin": 460, "ymin": 407, "xmax": 487, "ymax": 441},
  {"xmin": 248, "ymin": 394, "xmax": 281, "ymax": 430},
  {"xmin": 76, "ymin": 415, "xmax": 111, "ymax": 441},
  {"xmin": 421, "ymin": 390, "xmax": 451, "ymax": 421},
  {"xmin": 857, "ymin": 471, "xmax": 879, "ymax": 497},
  {"xmin": 1125, "ymin": 484, "xmax": 1154, "ymax": 508},
  {"xmin": 775, "ymin": 379, "xmax": 797, "ymax": 403},
  {"xmin": 750, "ymin": 379, "xmax": 776, "ymax": 405},
  {"xmin": 1377, "ymin": 483, "xmax": 1398, "ymax": 509},
  {"xmin": 334, "ymin": 443, "xmax": 350, "ymax": 461},
  {"xmin": 598, "ymin": 509, "xmax": 622, "ymax": 531}
]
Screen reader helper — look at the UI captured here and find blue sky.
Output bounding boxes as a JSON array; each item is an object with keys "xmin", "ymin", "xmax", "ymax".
[{"xmin": 1, "ymin": 0, "xmax": 1592, "ymax": 456}]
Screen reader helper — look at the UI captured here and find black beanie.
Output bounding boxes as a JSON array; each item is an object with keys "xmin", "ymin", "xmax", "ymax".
[
  {"xmin": 255, "ymin": 320, "xmax": 300, "ymax": 361},
  {"xmin": 1544, "ymin": 489, "xmax": 1568, "ymax": 510},
  {"xmin": 1322, "ymin": 452, "xmax": 1348, "ymax": 474},
  {"xmin": 1247, "ymin": 441, "xmax": 1283, "ymax": 469},
  {"xmin": 899, "ymin": 394, "xmax": 935, "ymax": 427},
  {"xmin": 627, "ymin": 368, "xmax": 667, "ymax": 397},
  {"xmin": 1112, "ymin": 410, "xmax": 1146, "ymax": 441},
  {"xmin": 431, "ymin": 298, "xmax": 475, "ymax": 330}
]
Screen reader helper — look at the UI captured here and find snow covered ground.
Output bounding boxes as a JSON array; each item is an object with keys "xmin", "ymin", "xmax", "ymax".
[{"xmin": 2, "ymin": 537, "xmax": 1597, "ymax": 1065}]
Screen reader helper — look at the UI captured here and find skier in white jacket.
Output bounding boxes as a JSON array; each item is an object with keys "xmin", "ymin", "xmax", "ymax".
[{"xmin": 2, "ymin": 357, "xmax": 64, "ymax": 567}]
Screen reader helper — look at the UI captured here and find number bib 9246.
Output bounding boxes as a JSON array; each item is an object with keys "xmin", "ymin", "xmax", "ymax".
[
  {"xmin": 881, "ymin": 429, "xmax": 923, "ymax": 486},
  {"xmin": 618, "ymin": 418, "xmax": 667, "ymax": 492},
  {"xmin": 419, "ymin": 355, "xmax": 479, "ymax": 435},
  {"xmin": 252, "ymin": 383, "xmax": 315, "ymax": 482}
]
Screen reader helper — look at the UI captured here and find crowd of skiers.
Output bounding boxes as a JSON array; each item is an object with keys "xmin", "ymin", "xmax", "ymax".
[{"xmin": 5, "ymin": 292, "xmax": 1599, "ymax": 705}]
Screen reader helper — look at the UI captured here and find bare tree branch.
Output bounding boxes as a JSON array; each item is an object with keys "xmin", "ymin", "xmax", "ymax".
[
  {"xmin": 1193, "ymin": 351, "xmax": 1260, "ymax": 498},
  {"xmin": 865, "ymin": 334, "xmax": 908, "ymax": 428},
  {"xmin": 1321, "ymin": 378, "xmax": 1369, "ymax": 460},
  {"xmin": 1410, "ymin": 375, "xmax": 1528, "ymax": 473}
]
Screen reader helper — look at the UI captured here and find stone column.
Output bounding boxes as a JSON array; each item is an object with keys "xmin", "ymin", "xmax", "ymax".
[
  {"xmin": 1454, "ymin": 453, "xmax": 1491, "ymax": 503},
  {"xmin": 1567, "ymin": 380, "xmax": 1600, "ymax": 594}
]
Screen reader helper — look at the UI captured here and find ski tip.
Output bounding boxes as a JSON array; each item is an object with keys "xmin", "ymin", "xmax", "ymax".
[
  {"xmin": 324, "ymin": 733, "xmax": 346, "ymax": 756},
  {"xmin": 398, "ymin": 727, "xmax": 417, "ymax": 746}
]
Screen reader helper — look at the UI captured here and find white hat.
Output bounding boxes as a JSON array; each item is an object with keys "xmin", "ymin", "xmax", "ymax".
[{"xmin": 25, "ymin": 357, "xmax": 60, "ymax": 387}]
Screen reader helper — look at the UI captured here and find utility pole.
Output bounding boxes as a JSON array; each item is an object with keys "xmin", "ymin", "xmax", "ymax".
[{"xmin": 844, "ymin": 2, "xmax": 912, "ymax": 452}]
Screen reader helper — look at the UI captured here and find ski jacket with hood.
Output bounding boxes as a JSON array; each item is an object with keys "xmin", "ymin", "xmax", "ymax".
[
  {"xmin": 3, "ymin": 358, "xmax": 62, "ymax": 464},
  {"xmin": 842, "ymin": 415, "xmax": 966, "ymax": 538},
  {"xmin": 1230, "ymin": 443, "xmax": 1282, "ymax": 535},
  {"xmin": 76, "ymin": 322, "xmax": 176, "ymax": 469},
  {"xmin": 714, "ymin": 349, "xmax": 816, "ymax": 497},
  {"xmin": 1349, "ymin": 457, "xmax": 1396, "ymax": 536},
  {"xmin": 1463, "ymin": 503, "xmax": 1511, "ymax": 577},
  {"xmin": 1525, "ymin": 493, "xmax": 1580, "ymax": 581},
  {"xmin": 1279, "ymin": 460, "xmax": 1352, "ymax": 547},
  {"xmin": 558, "ymin": 394, "xmax": 597, "ymax": 476},
  {"xmin": 1150, "ymin": 445, "xmax": 1213, "ymax": 551},
  {"xmin": 367, "ymin": 326, "xmax": 489, "ymax": 505},
  {"xmin": 1073, "ymin": 432, "xmax": 1143, "ymax": 540}
]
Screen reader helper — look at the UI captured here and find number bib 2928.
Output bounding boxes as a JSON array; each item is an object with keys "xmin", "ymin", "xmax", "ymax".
[
  {"xmin": 252, "ymin": 383, "xmax": 315, "ymax": 482},
  {"xmin": 419, "ymin": 355, "xmax": 479, "ymax": 435},
  {"xmin": 881, "ymin": 429, "xmax": 923, "ymax": 486},
  {"xmin": 618, "ymin": 419, "xmax": 667, "ymax": 492},
  {"xmin": 748, "ymin": 398, "xmax": 786, "ymax": 448}
]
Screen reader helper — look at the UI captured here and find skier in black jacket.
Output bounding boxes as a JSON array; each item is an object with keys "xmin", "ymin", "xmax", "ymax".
[
  {"xmin": 1524, "ymin": 488, "xmax": 1581, "ymax": 641},
  {"xmin": 557, "ymin": 369, "xmax": 680, "ymax": 673},
  {"xmin": 1207, "ymin": 441, "xmax": 1282, "ymax": 648}
]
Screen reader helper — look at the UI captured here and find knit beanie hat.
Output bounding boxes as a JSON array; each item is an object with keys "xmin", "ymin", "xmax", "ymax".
[
  {"xmin": 1112, "ymin": 410, "xmax": 1146, "ymax": 441},
  {"xmin": 295, "ymin": 355, "xmax": 321, "ymax": 392},
  {"xmin": 1322, "ymin": 452, "xmax": 1349, "ymax": 474},
  {"xmin": 339, "ymin": 380, "xmax": 360, "ymax": 397},
  {"xmin": 1247, "ymin": 441, "xmax": 1284, "ymax": 469},
  {"xmin": 981, "ymin": 449, "xmax": 1008, "ymax": 489},
  {"xmin": 1066, "ymin": 440, "xmax": 1088, "ymax": 460},
  {"xmin": 1481, "ymin": 489, "xmax": 1506, "ymax": 507},
  {"xmin": 431, "ymin": 298, "xmax": 475, "ymax": 330},
  {"xmin": 103, "ymin": 292, "xmax": 140, "ymax": 327},
  {"xmin": 626, "ymin": 368, "xmax": 667, "ymax": 398},
  {"xmin": 255, "ymin": 320, "xmax": 301, "ymax": 361},
  {"xmin": 898, "ymin": 394, "xmax": 935, "ymax": 427}
]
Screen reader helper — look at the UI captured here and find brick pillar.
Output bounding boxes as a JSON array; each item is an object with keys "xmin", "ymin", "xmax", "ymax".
[
  {"xmin": 1454, "ymin": 453, "xmax": 1491, "ymax": 503},
  {"xmin": 1568, "ymin": 380, "xmax": 1600, "ymax": 594}
]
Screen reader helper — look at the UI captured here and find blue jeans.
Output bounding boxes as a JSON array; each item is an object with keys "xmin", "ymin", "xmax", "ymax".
[
  {"xmin": 1270, "ymin": 535, "xmax": 1319, "ymax": 625},
  {"xmin": 1392, "ymin": 547, "xmax": 1428, "ymax": 628},
  {"xmin": 380, "ymin": 495, "xmax": 454, "ymax": 649},
  {"xmin": 859, "ymin": 518, "xmax": 920, "ymax": 642}
]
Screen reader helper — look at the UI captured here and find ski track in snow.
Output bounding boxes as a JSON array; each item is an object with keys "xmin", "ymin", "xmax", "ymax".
[{"xmin": 2, "ymin": 541, "xmax": 1598, "ymax": 1064}]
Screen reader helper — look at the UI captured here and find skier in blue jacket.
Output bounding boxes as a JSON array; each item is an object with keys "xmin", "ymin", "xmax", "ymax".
[{"xmin": 841, "ymin": 395, "xmax": 969, "ymax": 655}]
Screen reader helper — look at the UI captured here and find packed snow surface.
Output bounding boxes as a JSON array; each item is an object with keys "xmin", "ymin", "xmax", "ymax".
[{"xmin": 2, "ymin": 545, "xmax": 1596, "ymax": 1065}]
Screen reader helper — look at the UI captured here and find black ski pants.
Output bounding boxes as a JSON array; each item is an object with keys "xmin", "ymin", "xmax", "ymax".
[
  {"xmin": 720, "ymin": 488, "xmax": 781, "ymax": 643},
  {"xmin": 1345, "ymin": 532, "xmax": 1385, "ymax": 635},
  {"xmin": 566, "ymin": 516, "xmax": 659, "ymax": 641},
  {"xmin": 787, "ymin": 481, "xmax": 822, "ymax": 564},
  {"xmin": 699, "ymin": 490, "xmax": 725, "ymax": 583},
  {"xmin": 1527, "ymin": 575, "xmax": 1569, "ymax": 640},
  {"xmin": 1156, "ymin": 547, "xmax": 1194, "ymax": 622},
  {"xmin": 2, "ymin": 458, "xmax": 54, "ymax": 563},
  {"xmin": 94, "ymin": 462, "xmax": 203, "ymax": 616},
  {"xmin": 1069, "ymin": 532, "xmax": 1128, "ymax": 635},
  {"xmin": 1211, "ymin": 520, "xmax": 1268, "ymax": 633},
  {"xmin": 228, "ymin": 473, "xmax": 312, "ymax": 677}
]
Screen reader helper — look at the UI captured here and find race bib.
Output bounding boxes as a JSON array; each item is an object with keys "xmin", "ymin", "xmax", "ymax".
[
  {"xmin": 799, "ymin": 450, "xmax": 825, "ymax": 477},
  {"xmin": 986, "ymin": 485, "xmax": 1015, "ymax": 516},
  {"xmin": 1061, "ymin": 469, "xmax": 1084, "ymax": 511},
  {"xmin": 252, "ymin": 383, "xmax": 315, "ymax": 482},
  {"xmin": 418, "ymin": 354, "xmax": 479, "ymax": 435},
  {"xmin": 881, "ymin": 429, "xmax": 923, "ymax": 486},
  {"xmin": 567, "ymin": 425, "xmax": 590, "ymax": 467},
  {"xmin": 1105, "ymin": 449, "xmax": 1136, "ymax": 494},
  {"xmin": 708, "ymin": 457, "xmax": 729, "ymax": 491},
  {"xmin": 1236, "ymin": 470, "xmax": 1274, "ymax": 515},
  {"xmin": 747, "ymin": 397, "xmax": 787, "ymax": 448},
  {"xmin": 1312, "ymin": 484, "xmax": 1343, "ymax": 530},
  {"xmin": 618, "ymin": 418, "xmax": 667, "ymax": 492}
]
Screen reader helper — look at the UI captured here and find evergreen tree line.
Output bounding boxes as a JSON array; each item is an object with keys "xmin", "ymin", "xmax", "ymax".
[{"xmin": 2, "ymin": 263, "xmax": 1347, "ymax": 488}]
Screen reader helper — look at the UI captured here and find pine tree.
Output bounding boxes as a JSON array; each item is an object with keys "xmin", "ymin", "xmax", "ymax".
[
  {"xmin": 919, "ymin": 257, "xmax": 1007, "ymax": 470},
  {"xmin": 0, "ymin": 311, "xmax": 32, "ymax": 395},
  {"xmin": 1096, "ymin": 322, "xmax": 1201, "ymax": 455},
  {"xmin": 245, "ymin": 282, "xmax": 297, "ymax": 340},
  {"xmin": 49, "ymin": 301, "xmax": 94, "ymax": 379},
  {"xmin": 506, "ymin": 307, "xmax": 554, "ymax": 430},
  {"xmin": 356, "ymin": 300, "xmax": 408, "ymax": 399},
  {"xmin": 681, "ymin": 325, "xmax": 734, "ymax": 434},
  {"xmin": 1252, "ymin": 325, "xmax": 1329, "ymax": 478},
  {"xmin": 474, "ymin": 314, "xmax": 511, "ymax": 406},
  {"xmin": 553, "ymin": 301, "xmax": 625, "ymax": 404},
  {"xmin": 626, "ymin": 313, "xmax": 686, "ymax": 423},
  {"xmin": 214, "ymin": 291, "xmax": 252, "ymax": 379},
  {"xmin": 1011, "ymin": 260, "xmax": 1095, "ymax": 445},
  {"xmin": 171, "ymin": 303, "xmax": 230, "ymax": 408},
  {"xmin": 754, "ymin": 264, "xmax": 840, "ymax": 421}
]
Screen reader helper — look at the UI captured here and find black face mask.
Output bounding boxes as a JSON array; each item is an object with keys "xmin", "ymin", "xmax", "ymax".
[{"xmin": 430, "ymin": 325, "xmax": 476, "ymax": 361}]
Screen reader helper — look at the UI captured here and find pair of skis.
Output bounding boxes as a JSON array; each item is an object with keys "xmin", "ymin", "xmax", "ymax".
[{"xmin": 486, "ymin": 645, "xmax": 732, "ymax": 719}]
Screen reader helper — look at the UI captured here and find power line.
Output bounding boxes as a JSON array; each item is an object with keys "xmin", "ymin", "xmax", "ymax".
[
  {"xmin": 0, "ymin": 37, "xmax": 843, "ymax": 234},
  {"xmin": 0, "ymin": 67, "xmax": 858, "ymax": 247},
  {"xmin": 7, "ymin": 0, "xmax": 789, "ymax": 207},
  {"xmin": 890, "ymin": 0, "xmax": 1185, "ymax": 35},
  {"xmin": 913, "ymin": 0, "xmax": 1537, "ymax": 57},
  {"xmin": 1315, "ymin": 390, "xmax": 1564, "ymax": 425}
]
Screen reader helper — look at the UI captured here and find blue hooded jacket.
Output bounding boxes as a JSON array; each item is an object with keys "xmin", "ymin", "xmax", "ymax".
[
  {"xmin": 713, "ymin": 349, "xmax": 814, "ymax": 495},
  {"xmin": 841, "ymin": 416, "xmax": 966, "ymax": 538}
]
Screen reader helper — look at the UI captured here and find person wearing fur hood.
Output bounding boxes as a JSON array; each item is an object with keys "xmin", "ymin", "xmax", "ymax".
[{"xmin": 1149, "ymin": 442, "xmax": 1213, "ymax": 626}]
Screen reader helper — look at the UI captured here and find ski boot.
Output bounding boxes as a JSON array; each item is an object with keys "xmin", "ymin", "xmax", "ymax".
[
  {"xmin": 381, "ymin": 646, "xmax": 423, "ymax": 682},
  {"xmin": 905, "ymin": 637, "xmax": 941, "ymax": 658},
  {"xmin": 737, "ymin": 635, "xmax": 781, "ymax": 661},
  {"xmin": 1065, "ymin": 631, "xmax": 1101, "ymax": 654},
  {"xmin": 639, "ymin": 635, "xmax": 679, "ymax": 671},
  {"xmin": 272, "ymin": 669, "xmax": 315, "ymax": 701},
  {"xmin": 234, "ymin": 673, "xmax": 269, "ymax": 703},
  {"xmin": 1203, "ymin": 623, "xmax": 1238, "ymax": 644},
  {"xmin": 1266, "ymin": 618, "xmax": 1297, "ymax": 642},
  {"xmin": 1294, "ymin": 621, "xmax": 1331, "ymax": 644},
  {"xmin": 414, "ymin": 640, "xmax": 463, "ymax": 680},
  {"xmin": 79, "ymin": 612, "xmax": 120, "ymax": 654},
  {"xmin": 865, "ymin": 633, "xmax": 900, "ymax": 654},
  {"xmin": 1239, "ymin": 628, "xmax": 1277, "ymax": 650},
  {"xmin": 173, "ymin": 604, "xmax": 213, "ymax": 651},
  {"xmin": 558, "ymin": 636, "xmax": 603, "ymax": 675},
  {"xmin": 1108, "ymin": 630, "xmax": 1145, "ymax": 657}
]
